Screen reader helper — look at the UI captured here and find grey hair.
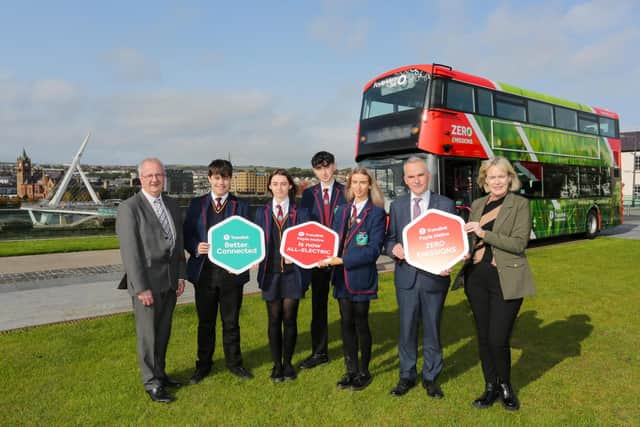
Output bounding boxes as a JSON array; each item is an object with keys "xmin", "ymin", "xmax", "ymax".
[
  {"xmin": 137, "ymin": 157, "xmax": 165, "ymax": 177},
  {"xmin": 403, "ymin": 156, "xmax": 430, "ymax": 173}
]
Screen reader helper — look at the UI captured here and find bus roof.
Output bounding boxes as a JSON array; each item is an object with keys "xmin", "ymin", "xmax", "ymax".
[{"xmin": 362, "ymin": 64, "xmax": 619, "ymax": 120}]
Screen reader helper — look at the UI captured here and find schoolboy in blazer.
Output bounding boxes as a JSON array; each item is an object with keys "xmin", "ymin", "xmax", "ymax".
[
  {"xmin": 299, "ymin": 151, "xmax": 346, "ymax": 369},
  {"xmin": 183, "ymin": 159, "xmax": 253, "ymax": 384}
]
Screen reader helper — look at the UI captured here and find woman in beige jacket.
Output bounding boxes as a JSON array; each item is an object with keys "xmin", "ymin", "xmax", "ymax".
[{"xmin": 463, "ymin": 156, "xmax": 536, "ymax": 411}]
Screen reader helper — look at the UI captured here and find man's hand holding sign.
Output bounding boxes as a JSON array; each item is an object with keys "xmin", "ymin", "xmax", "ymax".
[{"xmin": 401, "ymin": 208, "xmax": 468, "ymax": 275}]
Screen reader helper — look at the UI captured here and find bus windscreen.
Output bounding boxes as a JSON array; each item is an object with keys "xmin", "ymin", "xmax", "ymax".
[{"xmin": 361, "ymin": 70, "xmax": 429, "ymax": 120}]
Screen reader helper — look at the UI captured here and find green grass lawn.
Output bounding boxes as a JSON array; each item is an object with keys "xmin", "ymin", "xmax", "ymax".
[
  {"xmin": 0, "ymin": 236, "xmax": 119, "ymax": 257},
  {"xmin": 1, "ymin": 238, "xmax": 639, "ymax": 426}
]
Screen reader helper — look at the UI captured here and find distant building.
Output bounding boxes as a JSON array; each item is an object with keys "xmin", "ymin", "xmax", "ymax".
[
  {"xmin": 621, "ymin": 131, "xmax": 640, "ymax": 199},
  {"xmin": 0, "ymin": 174, "xmax": 17, "ymax": 196},
  {"xmin": 192, "ymin": 169, "xmax": 210, "ymax": 195},
  {"xmin": 16, "ymin": 149, "xmax": 57, "ymax": 200},
  {"xmin": 165, "ymin": 169, "xmax": 194, "ymax": 195},
  {"xmin": 256, "ymin": 172, "xmax": 267, "ymax": 194},
  {"xmin": 232, "ymin": 171, "xmax": 256, "ymax": 194},
  {"xmin": 231, "ymin": 170, "xmax": 269, "ymax": 195}
]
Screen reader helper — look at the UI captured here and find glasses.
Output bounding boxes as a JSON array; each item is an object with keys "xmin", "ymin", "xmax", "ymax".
[{"xmin": 141, "ymin": 173, "xmax": 165, "ymax": 180}]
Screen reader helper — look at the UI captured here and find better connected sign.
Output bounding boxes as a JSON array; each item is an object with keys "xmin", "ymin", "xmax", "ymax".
[{"xmin": 208, "ymin": 216, "xmax": 265, "ymax": 274}]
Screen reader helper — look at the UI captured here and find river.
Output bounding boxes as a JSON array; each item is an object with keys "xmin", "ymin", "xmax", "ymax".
[{"xmin": 0, "ymin": 197, "xmax": 272, "ymax": 241}]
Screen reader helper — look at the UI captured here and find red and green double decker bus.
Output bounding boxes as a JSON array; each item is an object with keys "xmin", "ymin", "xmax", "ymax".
[{"xmin": 357, "ymin": 64, "xmax": 622, "ymax": 239}]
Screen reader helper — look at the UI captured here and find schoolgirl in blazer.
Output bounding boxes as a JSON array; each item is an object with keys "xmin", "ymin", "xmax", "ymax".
[
  {"xmin": 330, "ymin": 200, "xmax": 386, "ymax": 298},
  {"xmin": 254, "ymin": 199, "xmax": 311, "ymax": 293},
  {"xmin": 253, "ymin": 169, "xmax": 311, "ymax": 382},
  {"xmin": 319, "ymin": 167, "xmax": 386, "ymax": 391}
]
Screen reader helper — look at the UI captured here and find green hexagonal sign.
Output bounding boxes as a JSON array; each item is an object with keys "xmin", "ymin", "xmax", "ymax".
[{"xmin": 208, "ymin": 216, "xmax": 265, "ymax": 274}]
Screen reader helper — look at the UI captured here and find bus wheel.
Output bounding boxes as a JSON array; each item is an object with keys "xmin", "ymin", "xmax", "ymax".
[{"xmin": 585, "ymin": 210, "xmax": 599, "ymax": 239}]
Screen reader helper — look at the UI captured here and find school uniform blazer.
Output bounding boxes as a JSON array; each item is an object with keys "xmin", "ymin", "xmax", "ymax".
[
  {"xmin": 254, "ymin": 202, "xmax": 311, "ymax": 292},
  {"xmin": 467, "ymin": 192, "xmax": 536, "ymax": 299},
  {"xmin": 331, "ymin": 201, "xmax": 387, "ymax": 295},
  {"xmin": 300, "ymin": 181, "xmax": 346, "ymax": 226},
  {"xmin": 385, "ymin": 191, "xmax": 456, "ymax": 292},
  {"xmin": 182, "ymin": 193, "xmax": 250, "ymax": 286},
  {"xmin": 116, "ymin": 192, "xmax": 187, "ymax": 296}
]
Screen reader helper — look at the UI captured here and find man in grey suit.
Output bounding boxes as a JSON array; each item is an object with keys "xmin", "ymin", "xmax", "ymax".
[
  {"xmin": 116, "ymin": 158, "xmax": 186, "ymax": 403},
  {"xmin": 385, "ymin": 157, "xmax": 455, "ymax": 399}
]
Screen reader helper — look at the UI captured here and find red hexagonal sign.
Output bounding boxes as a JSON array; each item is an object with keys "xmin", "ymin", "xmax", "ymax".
[
  {"xmin": 402, "ymin": 209, "xmax": 468, "ymax": 274},
  {"xmin": 280, "ymin": 221, "xmax": 339, "ymax": 269}
]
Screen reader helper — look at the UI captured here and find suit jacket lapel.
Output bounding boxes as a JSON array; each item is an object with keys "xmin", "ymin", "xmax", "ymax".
[
  {"xmin": 399, "ymin": 194, "xmax": 412, "ymax": 226},
  {"xmin": 138, "ymin": 192, "xmax": 170, "ymax": 252},
  {"xmin": 137, "ymin": 192, "xmax": 160, "ymax": 227},
  {"xmin": 199, "ymin": 193, "xmax": 211, "ymax": 237},
  {"xmin": 224, "ymin": 195, "xmax": 237, "ymax": 217},
  {"xmin": 493, "ymin": 192, "xmax": 515, "ymax": 231},
  {"xmin": 331, "ymin": 183, "xmax": 343, "ymax": 214}
]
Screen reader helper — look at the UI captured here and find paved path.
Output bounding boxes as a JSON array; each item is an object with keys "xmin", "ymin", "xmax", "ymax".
[
  {"xmin": 601, "ymin": 215, "xmax": 640, "ymax": 239},
  {"xmin": 1, "ymin": 216, "xmax": 636, "ymax": 333},
  {"xmin": 0, "ymin": 250, "xmax": 394, "ymax": 332}
]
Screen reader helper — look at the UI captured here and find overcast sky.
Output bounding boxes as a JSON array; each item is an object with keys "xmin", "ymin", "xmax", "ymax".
[{"xmin": 2, "ymin": 0, "xmax": 639, "ymax": 167}]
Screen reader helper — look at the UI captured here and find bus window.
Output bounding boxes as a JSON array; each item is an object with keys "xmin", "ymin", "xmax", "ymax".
[
  {"xmin": 528, "ymin": 100, "xmax": 554, "ymax": 127},
  {"xmin": 476, "ymin": 88, "xmax": 493, "ymax": 116},
  {"xmin": 578, "ymin": 113, "xmax": 599, "ymax": 135},
  {"xmin": 495, "ymin": 93, "xmax": 526, "ymax": 122},
  {"xmin": 365, "ymin": 102, "xmax": 394, "ymax": 117},
  {"xmin": 544, "ymin": 164, "xmax": 578, "ymax": 199},
  {"xmin": 514, "ymin": 161, "xmax": 542, "ymax": 198},
  {"xmin": 361, "ymin": 70, "xmax": 429, "ymax": 120},
  {"xmin": 599, "ymin": 117, "xmax": 617, "ymax": 137},
  {"xmin": 601, "ymin": 168, "xmax": 612, "ymax": 196},
  {"xmin": 446, "ymin": 81, "xmax": 474, "ymax": 113},
  {"xmin": 430, "ymin": 79, "xmax": 445, "ymax": 108},
  {"xmin": 555, "ymin": 106, "xmax": 577, "ymax": 131},
  {"xmin": 579, "ymin": 166, "xmax": 600, "ymax": 197}
]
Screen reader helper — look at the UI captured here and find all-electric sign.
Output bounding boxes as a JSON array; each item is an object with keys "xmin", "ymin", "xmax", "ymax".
[{"xmin": 280, "ymin": 222, "xmax": 339, "ymax": 268}]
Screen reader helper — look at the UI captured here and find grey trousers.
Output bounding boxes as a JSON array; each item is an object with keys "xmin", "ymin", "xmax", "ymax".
[{"xmin": 132, "ymin": 289, "xmax": 177, "ymax": 390}]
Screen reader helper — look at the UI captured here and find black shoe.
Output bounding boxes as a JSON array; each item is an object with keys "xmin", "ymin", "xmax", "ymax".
[
  {"xmin": 299, "ymin": 354, "xmax": 329, "ymax": 370},
  {"xmin": 146, "ymin": 386, "xmax": 173, "ymax": 403},
  {"xmin": 161, "ymin": 377, "xmax": 183, "ymax": 389},
  {"xmin": 390, "ymin": 379, "xmax": 416, "ymax": 396},
  {"xmin": 189, "ymin": 368, "xmax": 210, "ymax": 385},
  {"xmin": 283, "ymin": 364, "xmax": 297, "ymax": 381},
  {"xmin": 229, "ymin": 366, "xmax": 254, "ymax": 380},
  {"xmin": 499, "ymin": 382, "xmax": 520, "ymax": 411},
  {"xmin": 337, "ymin": 373, "xmax": 358, "ymax": 389},
  {"xmin": 472, "ymin": 382, "xmax": 500, "ymax": 409},
  {"xmin": 350, "ymin": 373, "xmax": 372, "ymax": 391},
  {"xmin": 271, "ymin": 365, "xmax": 284, "ymax": 383},
  {"xmin": 423, "ymin": 380, "xmax": 444, "ymax": 399}
]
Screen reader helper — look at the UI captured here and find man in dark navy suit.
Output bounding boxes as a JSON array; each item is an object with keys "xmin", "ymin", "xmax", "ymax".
[
  {"xmin": 183, "ymin": 159, "xmax": 253, "ymax": 384},
  {"xmin": 385, "ymin": 157, "xmax": 456, "ymax": 399},
  {"xmin": 299, "ymin": 151, "xmax": 346, "ymax": 369}
]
